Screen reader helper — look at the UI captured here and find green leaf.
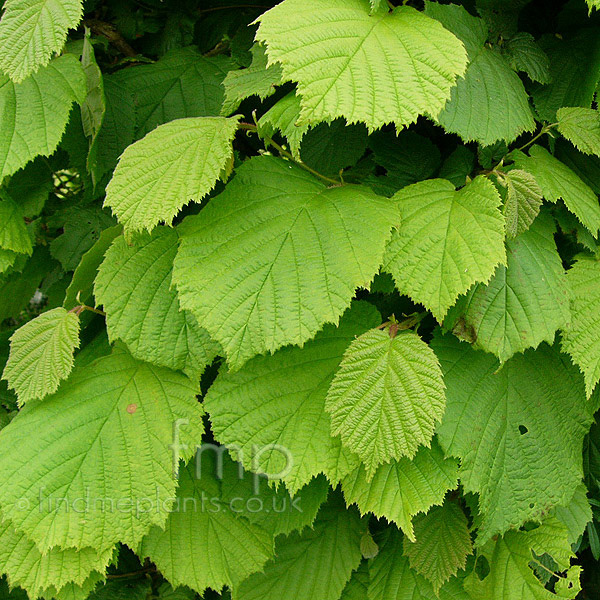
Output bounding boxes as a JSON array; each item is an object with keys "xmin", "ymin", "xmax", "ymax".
[
  {"xmin": 235, "ymin": 492, "xmax": 363, "ymax": 600},
  {"xmin": 501, "ymin": 169, "xmax": 543, "ymax": 238},
  {"xmin": 403, "ymin": 500, "xmax": 472, "ymax": 593},
  {"xmin": 118, "ymin": 48, "xmax": 233, "ymax": 137},
  {"xmin": 0, "ymin": 191, "xmax": 32, "ymax": 255},
  {"xmin": 0, "ymin": 519, "xmax": 111, "ymax": 599},
  {"xmin": 63, "ymin": 225, "xmax": 122, "ymax": 310},
  {"xmin": 2, "ymin": 307, "xmax": 80, "ymax": 405},
  {"xmin": 204, "ymin": 301, "xmax": 381, "ymax": 494},
  {"xmin": 446, "ymin": 212, "xmax": 570, "ymax": 362},
  {"xmin": 0, "ymin": 54, "xmax": 86, "ymax": 179},
  {"xmin": 341, "ymin": 441, "xmax": 458, "ymax": 540},
  {"xmin": 383, "ymin": 176, "xmax": 506, "ymax": 321},
  {"xmin": 255, "ymin": 0, "xmax": 468, "ymax": 131},
  {"xmin": 561, "ymin": 252, "xmax": 600, "ymax": 397},
  {"xmin": 173, "ymin": 156, "xmax": 399, "ymax": 370},
  {"xmin": 504, "ymin": 32, "xmax": 551, "ymax": 84},
  {"xmin": 325, "ymin": 328, "xmax": 446, "ymax": 479},
  {"xmin": 86, "ymin": 578, "xmax": 151, "ymax": 600},
  {"xmin": 532, "ymin": 30, "xmax": 600, "ymax": 122},
  {"xmin": 95, "ymin": 227, "xmax": 219, "ymax": 377},
  {"xmin": 0, "ymin": 0, "xmax": 83, "ymax": 82},
  {"xmin": 221, "ymin": 44, "xmax": 282, "ymax": 115},
  {"xmin": 5, "ymin": 158, "xmax": 53, "ymax": 218},
  {"xmin": 340, "ymin": 562, "xmax": 369, "ymax": 600},
  {"xmin": 220, "ymin": 458, "xmax": 330, "ymax": 537},
  {"xmin": 432, "ymin": 334, "xmax": 593, "ymax": 545},
  {"xmin": 104, "ymin": 115, "xmax": 240, "ymax": 233},
  {"xmin": 0, "ymin": 346, "xmax": 202, "ymax": 552},
  {"xmin": 369, "ymin": 527, "xmax": 469, "ymax": 600},
  {"xmin": 514, "ymin": 145, "xmax": 600, "ymax": 235},
  {"xmin": 464, "ymin": 517, "xmax": 575, "ymax": 600},
  {"xmin": 425, "ymin": 2, "xmax": 535, "ymax": 145},
  {"xmin": 552, "ymin": 484, "xmax": 592, "ymax": 546},
  {"xmin": 257, "ymin": 91, "xmax": 309, "ymax": 157},
  {"xmin": 140, "ymin": 459, "xmax": 273, "ymax": 595},
  {"xmin": 557, "ymin": 107, "xmax": 600, "ymax": 156}
]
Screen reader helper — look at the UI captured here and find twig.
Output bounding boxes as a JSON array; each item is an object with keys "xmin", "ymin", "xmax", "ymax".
[{"xmin": 85, "ymin": 19, "xmax": 137, "ymax": 57}]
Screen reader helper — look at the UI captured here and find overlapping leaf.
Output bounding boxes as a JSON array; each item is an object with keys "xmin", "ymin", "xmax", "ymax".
[
  {"xmin": 174, "ymin": 156, "xmax": 399, "ymax": 369},
  {"xmin": 557, "ymin": 107, "xmax": 600, "ymax": 156},
  {"xmin": 326, "ymin": 328, "xmax": 445, "ymax": 478},
  {"xmin": 0, "ymin": 191, "xmax": 32, "ymax": 255},
  {"xmin": 104, "ymin": 116, "xmax": 240, "ymax": 233},
  {"xmin": 95, "ymin": 227, "xmax": 219, "ymax": 376},
  {"xmin": 255, "ymin": 0, "xmax": 468, "ymax": 131},
  {"xmin": 383, "ymin": 176, "xmax": 506, "ymax": 321},
  {"xmin": 432, "ymin": 334, "xmax": 592, "ymax": 545}
]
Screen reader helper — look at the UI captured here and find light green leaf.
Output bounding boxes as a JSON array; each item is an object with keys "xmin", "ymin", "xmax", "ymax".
[
  {"xmin": 446, "ymin": 212, "xmax": 570, "ymax": 362},
  {"xmin": 383, "ymin": 176, "xmax": 506, "ymax": 321},
  {"xmin": 204, "ymin": 301, "xmax": 381, "ymax": 494},
  {"xmin": 0, "ymin": 54, "xmax": 86, "ymax": 179},
  {"xmin": 257, "ymin": 91, "xmax": 308, "ymax": 157},
  {"xmin": 514, "ymin": 145, "xmax": 600, "ymax": 235},
  {"xmin": 173, "ymin": 156, "xmax": 399, "ymax": 370},
  {"xmin": 369, "ymin": 528, "xmax": 469, "ymax": 600},
  {"xmin": 0, "ymin": 0, "xmax": 83, "ymax": 82},
  {"xmin": 326, "ymin": 328, "xmax": 445, "ymax": 479},
  {"xmin": 403, "ymin": 501, "xmax": 472, "ymax": 592},
  {"xmin": 0, "ymin": 191, "xmax": 32, "ymax": 255},
  {"xmin": 0, "ymin": 249, "xmax": 18, "ymax": 274},
  {"xmin": 0, "ymin": 519, "xmax": 112, "ymax": 599},
  {"xmin": 104, "ymin": 115, "xmax": 240, "ymax": 233},
  {"xmin": 557, "ymin": 107, "xmax": 600, "ymax": 156},
  {"xmin": 95, "ymin": 227, "xmax": 219, "ymax": 377},
  {"xmin": 0, "ymin": 346, "xmax": 202, "ymax": 552},
  {"xmin": 561, "ymin": 252, "xmax": 600, "ymax": 397},
  {"xmin": 255, "ymin": 0, "xmax": 468, "ymax": 131},
  {"xmin": 552, "ymin": 484, "xmax": 592, "ymax": 546},
  {"xmin": 221, "ymin": 44, "xmax": 282, "ymax": 115},
  {"xmin": 140, "ymin": 459, "xmax": 273, "ymax": 595},
  {"xmin": 501, "ymin": 169, "xmax": 543, "ymax": 238},
  {"xmin": 2, "ymin": 307, "xmax": 80, "ymax": 405},
  {"xmin": 504, "ymin": 32, "xmax": 551, "ymax": 84},
  {"xmin": 588, "ymin": 0, "xmax": 600, "ymax": 11},
  {"xmin": 464, "ymin": 517, "xmax": 575, "ymax": 600},
  {"xmin": 117, "ymin": 48, "xmax": 232, "ymax": 136},
  {"xmin": 432, "ymin": 334, "xmax": 592, "ymax": 545},
  {"xmin": 341, "ymin": 441, "xmax": 458, "ymax": 540},
  {"xmin": 235, "ymin": 492, "xmax": 363, "ymax": 600},
  {"xmin": 426, "ymin": 2, "xmax": 535, "ymax": 145},
  {"xmin": 220, "ymin": 458, "xmax": 330, "ymax": 537}
]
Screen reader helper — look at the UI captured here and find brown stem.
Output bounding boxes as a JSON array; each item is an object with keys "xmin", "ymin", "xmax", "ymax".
[
  {"xmin": 69, "ymin": 305, "xmax": 106, "ymax": 317},
  {"xmin": 84, "ymin": 19, "xmax": 137, "ymax": 57}
]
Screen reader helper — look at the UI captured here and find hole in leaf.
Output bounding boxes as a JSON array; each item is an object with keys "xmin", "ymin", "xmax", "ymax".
[{"xmin": 519, "ymin": 425, "xmax": 528, "ymax": 435}]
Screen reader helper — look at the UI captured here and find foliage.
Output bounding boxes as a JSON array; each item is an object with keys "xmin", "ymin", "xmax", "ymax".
[{"xmin": 0, "ymin": 0, "xmax": 599, "ymax": 598}]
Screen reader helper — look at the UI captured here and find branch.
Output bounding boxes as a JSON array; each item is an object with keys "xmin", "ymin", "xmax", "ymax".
[{"xmin": 84, "ymin": 19, "xmax": 138, "ymax": 57}]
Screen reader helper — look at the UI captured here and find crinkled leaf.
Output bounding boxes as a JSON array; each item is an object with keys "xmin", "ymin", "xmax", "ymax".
[
  {"xmin": 235, "ymin": 492, "xmax": 363, "ymax": 600},
  {"xmin": 446, "ymin": 212, "xmax": 570, "ymax": 362},
  {"xmin": 504, "ymin": 32, "xmax": 551, "ymax": 84},
  {"xmin": 561, "ymin": 252, "xmax": 600, "ymax": 397},
  {"xmin": 514, "ymin": 145, "xmax": 600, "ymax": 235},
  {"xmin": 432, "ymin": 334, "xmax": 592, "ymax": 545},
  {"xmin": 174, "ymin": 156, "xmax": 399, "ymax": 370},
  {"xmin": 2, "ymin": 307, "xmax": 80, "ymax": 405},
  {"xmin": 383, "ymin": 176, "xmax": 506, "ymax": 321},
  {"xmin": 502, "ymin": 169, "xmax": 543, "ymax": 238},
  {"xmin": 204, "ymin": 301, "xmax": 381, "ymax": 494},
  {"xmin": 221, "ymin": 44, "xmax": 282, "ymax": 115},
  {"xmin": 95, "ymin": 227, "xmax": 219, "ymax": 377},
  {"xmin": 426, "ymin": 2, "xmax": 535, "ymax": 145},
  {"xmin": 326, "ymin": 328, "xmax": 446, "ymax": 479},
  {"xmin": 104, "ymin": 116, "xmax": 240, "ymax": 233},
  {"xmin": 557, "ymin": 107, "xmax": 600, "ymax": 156},
  {"xmin": 0, "ymin": 346, "xmax": 202, "ymax": 552},
  {"xmin": 0, "ymin": 54, "xmax": 86, "ymax": 179},
  {"xmin": 255, "ymin": 0, "xmax": 468, "ymax": 131},
  {"xmin": 0, "ymin": 191, "xmax": 32, "ymax": 255},
  {"xmin": 403, "ymin": 500, "xmax": 472, "ymax": 592},
  {"xmin": 0, "ymin": 0, "xmax": 83, "ymax": 82},
  {"xmin": 140, "ymin": 459, "xmax": 273, "ymax": 594},
  {"xmin": 341, "ymin": 441, "xmax": 458, "ymax": 540}
]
